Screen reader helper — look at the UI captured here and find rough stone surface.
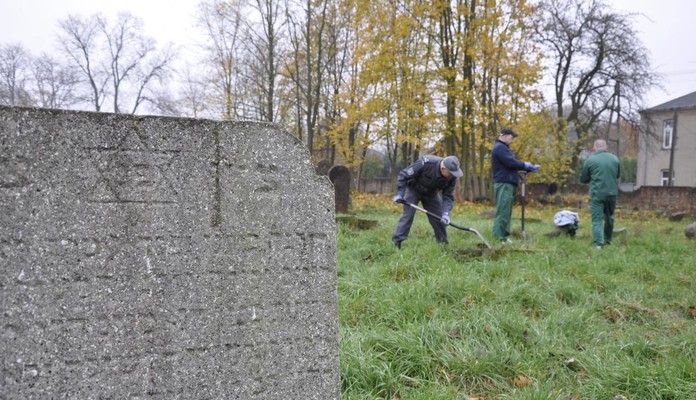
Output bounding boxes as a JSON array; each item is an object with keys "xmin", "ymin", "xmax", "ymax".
[
  {"xmin": 0, "ymin": 106, "xmax": 340, "ymax": 399},
  {"xmin": 328, "ymin": 165, "xmax": 351, "ymax": 213},
  {"xmin": 685, "ymin": 222, "xmax": 696, "ymax": 239}
]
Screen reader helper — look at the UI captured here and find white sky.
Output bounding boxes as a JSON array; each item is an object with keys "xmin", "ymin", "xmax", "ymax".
[
  {"xmin": 0, "ymin": 0, "xmax": 201, "ymax": 61},
  {"xmin": 607, "ymin": 0, "xmax": 696, "ymax": 106},
  {"xmin": 1, "ymin": 0, "xmax": 695, "ymax": 108}
]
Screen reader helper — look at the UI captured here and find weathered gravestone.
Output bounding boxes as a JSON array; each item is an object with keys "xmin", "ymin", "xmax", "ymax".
[
  {"xmin": 0, "ymin": 106, "xmax": 340, "ymax": 399},
  {"xmin": 685, "ymin": 222, "xmax": 696, "ymax": 239},
  {"xmin": 314, "ymin": 159, "xmax": 332, "ymax": 177},
  {"xmin": 328, "ymin": 165, "xmax": 351, "ymax": 213}
]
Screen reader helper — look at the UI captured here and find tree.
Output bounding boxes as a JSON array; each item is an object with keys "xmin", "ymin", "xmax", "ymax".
[
  {"xmin": 535, "ymin": 0, "xmax": 658, "ymax": 179},
  {"xmin": 467, "ymin": 0, "xmax": 541, "ymax": 198},
  {"xmin": 58, "ymin": 12, "xmax": 175, "ymax": 114},
  {"xmin": 197, "ymin": 0, "xmax": 245, "ymax": 120},
  {"xmin": 430, "ymin": 0, "xmax": 462, "ymax": 156},
  {"xmin": 351, "ymin": 0, "xmax": 438, "ymax": 176},
  {"xmin": 176, "ymin": 63, "xmax": 212, "ymax": 118},
  {"xmin": 30, "ymin": 53, "xmax": 81, "ymax": 109},
  {"xmin": 102, "ymin": 12, "xmax": 175, "ymax": 114},
  {"xmin": 285, "ymin": 0, "xmax": 330, "ymax": 156},
  {"xmin": 58, "ymin": 14, "xmax": 108, "ymax": 111},
  {"xmin": 243, "ymin": 0, "xmax": 286, "ymax": 122},
  {"xmin": 320, "ymin": 0, "xmax": 386, "ymax": 174},
  {"xmin": 425, "ymin": 0, "xmax": 541, "ymax": 199},
  {"xmin": 0, "ymin": 43, "xmax": 33, "ymax": 106},
  {"xmin": 321, "ymin": 0, "xmax": 355, "ymax": 165}
]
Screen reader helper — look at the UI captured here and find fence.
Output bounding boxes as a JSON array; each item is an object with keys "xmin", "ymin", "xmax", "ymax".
[{"xmin": 358, "ymin": 177, "xmax": 695, "ymax": 214}]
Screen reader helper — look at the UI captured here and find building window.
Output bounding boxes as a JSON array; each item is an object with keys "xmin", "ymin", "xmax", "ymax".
[
  {"xmin": 660, "ymin": 169, "xmax": 674, "ymax": 186},
  {"xmin": 663, "ymin": 120, "xmax": 673, "ymax": 149}
]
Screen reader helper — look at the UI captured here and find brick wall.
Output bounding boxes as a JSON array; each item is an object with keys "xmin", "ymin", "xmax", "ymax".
[
  {"xmin": 619, "ymin": 186, "xmax": 696, "ymax": 213},
  {"xmin": 526, "ymin": 183, "xmax": 695, "ymax": 213},
  {"xmin": 360, "ymin": 177, "xmax": 695, "ymax": 214}
]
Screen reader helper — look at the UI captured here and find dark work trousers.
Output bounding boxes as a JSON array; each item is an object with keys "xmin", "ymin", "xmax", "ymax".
[
  {"xmin": 393, "ymin": 187, "xmax": 448, "ymax": 244},
  {"xmin": 590, "ymin": 195, "xmax": 616, "ymax": 246},
  {"xmin": 493, "ymin": 182, "xmax": 515, "ymax": 241}
]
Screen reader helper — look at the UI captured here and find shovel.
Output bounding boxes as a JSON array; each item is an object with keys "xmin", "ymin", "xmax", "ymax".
[
  {"xmin": 398, "ymin": 200, "xmax": 493, "ymax": 250},
  {"xmin": 519, "ymin": 171, "xmax": 528, "ymax": 240}
]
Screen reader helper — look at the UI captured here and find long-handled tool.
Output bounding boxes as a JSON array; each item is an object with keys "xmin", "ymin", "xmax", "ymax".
[
  {"xmin": 519, "ymin": 171, "xmax": 528, "ymax": 240},
  {"xmin": 398, "ymin": 200, "xmax": 493, "ymax": 249}
]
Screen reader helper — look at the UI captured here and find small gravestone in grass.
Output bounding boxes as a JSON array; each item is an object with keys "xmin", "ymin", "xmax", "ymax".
[
  {"xmin": 670, "ymin": 211, "xmax": 688, "ymax": 222},
  {"xmin": 329, "ymin": 165, "xmax": 351, "ymax": 213},
  {"xmin": 685, "ymin": 222, "xmax": 696, "ymax": 239}
]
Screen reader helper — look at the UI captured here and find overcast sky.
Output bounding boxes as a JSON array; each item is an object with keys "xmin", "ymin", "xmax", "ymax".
[{"xmin": 1, "ymin": 0, "xmax": 695, "ymax": 109}]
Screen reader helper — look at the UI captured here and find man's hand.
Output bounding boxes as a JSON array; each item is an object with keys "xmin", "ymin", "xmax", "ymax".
[
  {"xmin": 392, "ymin": 194, "xmax": 404, "ymax": 203},
  {"xmin": 524, "ymin": 162, "xmax": 541, "ymax": 172},
  {"xmin": 441, "ymin": 213, "xmax": 450, "ymax": 225}
]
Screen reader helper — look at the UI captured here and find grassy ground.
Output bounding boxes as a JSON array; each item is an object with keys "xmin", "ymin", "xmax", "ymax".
[{"xmin": 338, "ymin": 193, "xmax": 696, "ymax": 400}]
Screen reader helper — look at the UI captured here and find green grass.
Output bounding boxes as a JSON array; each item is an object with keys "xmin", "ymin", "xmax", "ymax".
[{"xmin": 338, "ymin": 194, "xmax": 696, "ymax": 400}]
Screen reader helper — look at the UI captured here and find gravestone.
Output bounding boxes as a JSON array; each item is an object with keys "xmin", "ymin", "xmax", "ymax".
[
  {"xmin": 670, "ymin": 211, "xmax": 688, "ymax": 222},
  {"xmin": 685, "ymin": 222, "xmax": 696, "ymax": 239},
  {"xmin": 328, "ymin": 165, "xmax": 351, "ymax": 213},
  {"xmin": 0, "ymin": 106, "xmax": 340, "ymax": 399},
  {"xmin": 314, "ymin": 159, "xmax": 332, "ymax": 176}
]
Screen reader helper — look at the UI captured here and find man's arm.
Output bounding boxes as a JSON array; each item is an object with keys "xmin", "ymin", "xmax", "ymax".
[
  {"xmin": 493, "ymin": 144, "xmax": 526, "ymax": 170},
  {"xmin": 441, "ymin": 178, "xmax": 456, "ymax": 213},
  {"xmin": 616, "ymin": 157, "xmax": 621, "ymax": 179},
  {"xmin": 579, "ymin": 159, "xmax": 591, "ymax": 183},
  {"xmin": 395, "ymin": 158, "xmax": 425, "ymax": 197}
]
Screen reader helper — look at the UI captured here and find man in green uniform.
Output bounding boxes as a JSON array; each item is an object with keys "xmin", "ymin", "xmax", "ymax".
[{"xmin": 580, "ymin": 139, "xmax": 620, "ymax": 248}]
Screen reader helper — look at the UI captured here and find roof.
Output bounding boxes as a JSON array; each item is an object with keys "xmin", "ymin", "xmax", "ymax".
[{"xmin": 643, "ymin": 90, "xmax": 696, "ymax": 113}]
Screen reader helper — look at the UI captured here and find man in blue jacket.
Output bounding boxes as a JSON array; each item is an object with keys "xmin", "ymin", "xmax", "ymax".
[
  {"xmin": 392, "ymin": 155, "xmax": 463, "ymax": 249},
  {"xmin": 491, "ymin": 128, "xmax": 540, "ymax": 243}
]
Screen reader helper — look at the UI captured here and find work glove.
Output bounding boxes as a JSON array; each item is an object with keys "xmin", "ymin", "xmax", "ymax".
[
  {"xmin": 392, "ymin": 194, "xmax": 404, "ymax": 203},
  {"xmin": 524, "ymin": 162, "xmax": 541, "ymax": 172},
  {"xmin": 440, "ymin": 213, "xmax": 451, "ymax": 225}
]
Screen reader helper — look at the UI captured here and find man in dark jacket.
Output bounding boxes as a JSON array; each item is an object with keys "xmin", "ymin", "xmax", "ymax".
[
  {"xmin": 491, "ymin": 128, "xmax": 540, "ymax": 243},
  {"xmin": 580, "ymin": 139, "xmax": 620, "ymax": 248},
  {"xmin": 392, "ymin": 155, "xmax": 463, "ymax": 248}
]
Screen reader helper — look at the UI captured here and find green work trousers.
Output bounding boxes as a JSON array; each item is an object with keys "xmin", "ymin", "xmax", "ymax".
[
  {"xmin": 493, "ymin": 182, "xmax": 515, "ymax": 241},
  {"xmin": 590, "ymin": 195, "xmax": 616, "ymax": 246}
]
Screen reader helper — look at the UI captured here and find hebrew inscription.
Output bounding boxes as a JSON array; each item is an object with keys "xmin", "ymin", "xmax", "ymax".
[
  {"xmin": 0, "ymin": 107, "xmax": 339, "ymax": 399},
  {"xmin": 0, "ymin": 156, "xmax": 30, "ymax": 188}
]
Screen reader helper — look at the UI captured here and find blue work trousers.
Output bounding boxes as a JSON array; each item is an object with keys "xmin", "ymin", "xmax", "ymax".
[{"xmin": 393, "ymin": 188, "xmax": 448, "ymax": 244}]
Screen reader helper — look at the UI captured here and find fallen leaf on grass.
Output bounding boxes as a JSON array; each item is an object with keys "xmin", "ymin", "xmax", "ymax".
[
  {"xmin": 563, "ymin": 357, "xmax": 581, "ymax": 371},
  {"xmin": 605, "ymin": 306, "xmax": 625, "ymax": 323},
  {"xmin": 616, "ymin": 298, "xmax": 662, "ymax": 318},
  {"xmin": 687, "ymin": 306, "xmax": 696, "ymax": 318},
  {"xmin": 513, "ymin": 374, "xmax": 532, "ymax": 387}
]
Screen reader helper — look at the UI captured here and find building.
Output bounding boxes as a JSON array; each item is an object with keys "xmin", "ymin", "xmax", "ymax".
[{"xmin": 637, "ymin": 90, "xmax": 696, "ymax": 188}]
